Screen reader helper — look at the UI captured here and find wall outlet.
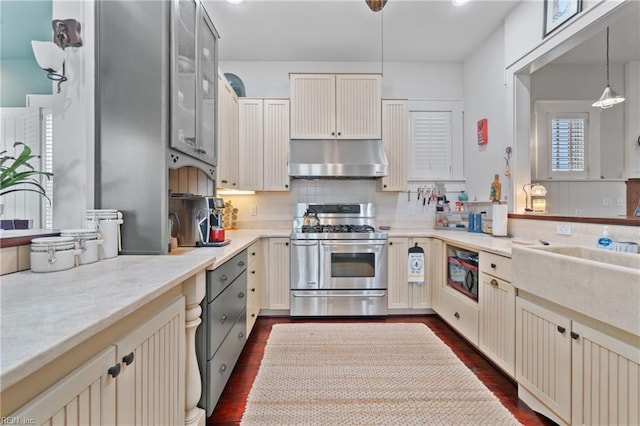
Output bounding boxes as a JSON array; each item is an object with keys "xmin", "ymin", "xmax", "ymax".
[
  {"xmin": 408, "ymin": 205, "xmax": 416, "ymax": 215},
  {"xmin": 250, "ymin": 205, "xmax": 257, "ymax": 216},
  {"xmin": 616, "ymin": 197, "xmax": 624, "ymax": 207},
  {"xmin": 557, "ymin": 224, "xmax": 572, "ymax": 236},
  {"xmin": 602, "ymin": 196, "xmax": 612, "ymax": 207}
]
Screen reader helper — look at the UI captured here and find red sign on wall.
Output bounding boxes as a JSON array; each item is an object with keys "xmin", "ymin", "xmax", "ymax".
[{"xmin": 477, "ymin": 118, "xmax": 488, "ymax": 145}]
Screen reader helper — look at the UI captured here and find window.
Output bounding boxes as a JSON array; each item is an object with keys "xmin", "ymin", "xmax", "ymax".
[
  {"xmin": 534, "ymin": 100, "xmax": 600, "ymax": 180},
  {"xmin": 42, "ymin": 109, "xmax": 54, "ymax": 229},
  {"xmin": 550, "ymin": 113, "xmax": 587, "ymax": 174},
  {"xmin": 408, "ymin": 100, "xmax": 463, "ymax": 181}
]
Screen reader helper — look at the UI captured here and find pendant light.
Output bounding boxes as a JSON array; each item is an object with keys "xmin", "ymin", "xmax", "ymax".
[
  {"xmin": 365, "ymin": 0, "xmax": 387, "ymax": 12},
  {"xmin": 592, "ymin": 27, "xmax": 625, "ymax": 109}
]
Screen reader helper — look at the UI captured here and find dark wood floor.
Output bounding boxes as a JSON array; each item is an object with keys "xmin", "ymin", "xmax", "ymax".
[{"xmin": 208, "ymin": 315, "xmax": 555, "ymax": 426}]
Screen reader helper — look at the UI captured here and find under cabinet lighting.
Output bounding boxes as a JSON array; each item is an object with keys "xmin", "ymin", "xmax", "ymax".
[{"xmin": 217, "ymin": 189, "xmax": 256, "ymax": 195}]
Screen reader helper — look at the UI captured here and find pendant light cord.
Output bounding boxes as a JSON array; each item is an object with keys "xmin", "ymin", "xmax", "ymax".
[
  {"xmin": 606, "ymin": 27, "xmax": 610, "ymax": 86},
  {"xmin": 381, "ymin": 7, "xmax": 384, "ymax": 76}
]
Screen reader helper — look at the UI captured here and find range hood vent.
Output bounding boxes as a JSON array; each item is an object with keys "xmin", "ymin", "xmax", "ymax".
[{"xmin": 288, "ymin": 139, "xmax": 388, "ymax": 179}]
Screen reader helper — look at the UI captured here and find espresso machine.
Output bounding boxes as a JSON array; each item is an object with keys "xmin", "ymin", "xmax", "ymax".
[{"xmin": 196, "ymin": 197, "xmax": 229, "ymax": 246}]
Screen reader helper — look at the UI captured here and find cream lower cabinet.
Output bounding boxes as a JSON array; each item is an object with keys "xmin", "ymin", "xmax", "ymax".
[
  {"xmin": 379, "ymin": 100, "xmax": 408, "ymax": 192},
  {"xmin": 430, "ymin": 238, "xmax": 445, "ymax": 313},
  {"xmin": 479, "ymin": 252, "xmax": 515, "ymax": 378},
  {"xmin": 11, "ymin": 348, "xmax": 116, "ymax": 425},
  {"xmin": 264, "ymin": 238, "xmax": 290, "ymax": 310},
  {"xmin": 246, "ymin": 240, "xmax": 262, "ymax": 334},
  {"xmin": 387, "ymin": 237, "xmax": 430, "ymax": 310},
  {"xmin": 238, "ymin": 98, "xmax": 290, "ymax": 192},
  {"xmin": 11, "ymin": 297, "xmax": 185, "ymax": 425}
]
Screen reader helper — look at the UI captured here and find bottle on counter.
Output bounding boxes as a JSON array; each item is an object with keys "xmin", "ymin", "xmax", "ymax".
[
  {"xmin": 490, "ymin": 174, "xmax": 501, "ymax": 202},
  {"xmin": 597, "ymin": 226, "xmax": 613, "ymax": 250}
]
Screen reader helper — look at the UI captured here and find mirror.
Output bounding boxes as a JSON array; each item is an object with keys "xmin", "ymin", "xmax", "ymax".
[{"xmin": 522, "ymin": 2, "xmax": 639, "ymax": 220}]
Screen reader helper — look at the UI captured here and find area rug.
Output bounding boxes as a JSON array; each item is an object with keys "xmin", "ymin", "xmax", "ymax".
[{"xmin": 240, "ymin": 323, "xmax": 521, "ymax": 425}]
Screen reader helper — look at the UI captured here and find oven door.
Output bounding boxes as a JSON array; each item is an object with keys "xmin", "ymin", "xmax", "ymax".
[
  {"xmin": 320, "ymin": 240, "xmax": 388, "ymax": 290},
  {"xmin": 291, "ymin": 240, "xmax": 320, "ymax": 290}
]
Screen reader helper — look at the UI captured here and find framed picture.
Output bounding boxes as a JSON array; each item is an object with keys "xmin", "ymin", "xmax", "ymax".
[{"xmin": 544, "ymin": 0, "xmax": 582, "ymax": 37}]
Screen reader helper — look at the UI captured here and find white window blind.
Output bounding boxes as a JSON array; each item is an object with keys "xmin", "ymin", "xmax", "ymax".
[
  {"xmin": 409, "ymin": 111, "xmax": 452, "ymax": 180},
  {"xmin": 550, "ymin": 115, "xmax": 586, "ymax": 173}
]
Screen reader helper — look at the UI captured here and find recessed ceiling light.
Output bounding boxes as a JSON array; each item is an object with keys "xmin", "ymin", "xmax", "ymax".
[
  {"xmin": 452, "ymin": 0, "xmax": 471, "ymax": 6},
  {"xmin": 226, "ymin": 0, "xmax": 246, "ymax": 4}
]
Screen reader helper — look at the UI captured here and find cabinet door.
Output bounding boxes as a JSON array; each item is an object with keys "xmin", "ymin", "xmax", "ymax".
[
  {"xmin": 336, "ymin": 74, "xmax": 381, "ymax": 139},
  {"xmin": 266, "ymin": 238, "xmax": 290, "ymax": 309},
  {"xmin": 572, "ymin": 321, "xmax": 640, "ymax": 426},
  {"xmin": 380, "ymin": 100, "xmax": 408, "ymax": 191},
  {"xmin": 197, "ymin": 6, "xmax": 218, "ymax": 166},
  {"xmin": 11, "ymin": 347, "xmax": 116, "ymax": 425},
  {"xmin": 410, "ymin": 238, "xmax": 430, "ymax": 309},
  {"xmin": 387, "ymin": 237, "xmax": 410, "ymax": 309},
  {"xmin": 430, "ymin": 238, "xmax": 444, "ymax": 313},
  {"xmin": 290, "ymin": 74, "xmax": 336, "ymax": 139},
  {"xmin": 171, "ymin": 0, "xmax": 198, "ymax": 154},
  {"xmin": 115, "ymin": 297, "xmax": 186, "ymax": 426},
  {"xmin": 479, "ymin": 272, "xmax": 516, "ymax": 378},
  {"xmin": 218, "ymin": 75, "xmax": 239, "ymax": 188},
  {"xmin": 238, "ymin": 98, "xmax": 264, "ymax": 190},
  {"xmin": 516, "ymin": 297, "xmax": 571, "ymax": 423},
  {"xmin": 263, "ymin": 99, "xmax": 291, "ymax": 191}
]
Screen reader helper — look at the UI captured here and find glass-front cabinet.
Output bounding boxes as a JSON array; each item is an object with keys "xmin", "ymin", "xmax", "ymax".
[{"xmin": 171, "ymin": 0, "xmax": 218, "ymax": 166}]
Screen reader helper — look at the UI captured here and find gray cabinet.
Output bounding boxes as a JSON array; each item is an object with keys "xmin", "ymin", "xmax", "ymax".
[
  {"xmin": 97, "ymin": 0, "xmax": 218, "ymax": 254},
  {"xmin": 197, "ymin": 250, "xmax": 248, "ymax": 416}
]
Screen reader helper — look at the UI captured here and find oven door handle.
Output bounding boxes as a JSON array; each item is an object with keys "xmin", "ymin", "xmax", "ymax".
[
  {"xmin": 291, "ymin": 292, "xmax": 387, "ymax": 297},
  {"xmin": 320, "ymin": 241, "xmax": 387, "ymax": 247},
  {"xmin": 291, "ymin": 240, "xmax": 319, "ymax": 246}
]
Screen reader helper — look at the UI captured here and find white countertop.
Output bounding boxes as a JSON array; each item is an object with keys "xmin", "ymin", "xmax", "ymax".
[{"xmin": 0, "ymin": 227, "xmax": 512, "ymax": 392}]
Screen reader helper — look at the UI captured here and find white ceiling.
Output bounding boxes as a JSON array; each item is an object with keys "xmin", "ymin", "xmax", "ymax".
[{"xmin": 203, "ymin": 0, "xmax": 521, "ymax": 62}]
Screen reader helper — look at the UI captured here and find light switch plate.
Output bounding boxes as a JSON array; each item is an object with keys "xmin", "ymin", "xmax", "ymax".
[{"xmin": 557, "ymin": 224, "xmax": 572, "ymax": 235}]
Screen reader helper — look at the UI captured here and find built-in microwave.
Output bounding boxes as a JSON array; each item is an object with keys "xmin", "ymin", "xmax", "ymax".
[{"xmin": 447, "ymin": 246, "xmax": 479, "ymax": 301}]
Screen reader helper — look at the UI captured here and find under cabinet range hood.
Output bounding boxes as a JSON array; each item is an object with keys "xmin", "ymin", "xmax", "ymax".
[{"xmin": 288, "ymin": 139, "xmax": 388, "ymax": 178}]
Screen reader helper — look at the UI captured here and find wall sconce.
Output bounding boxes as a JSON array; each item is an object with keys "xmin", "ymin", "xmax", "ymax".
[
  {"xmin": 523, "ymin": 183, "xmax": 547, "ymax": 212},
  {"xmin": 31, "ymin": 19, "xmax": 83, "ymax": 93}
]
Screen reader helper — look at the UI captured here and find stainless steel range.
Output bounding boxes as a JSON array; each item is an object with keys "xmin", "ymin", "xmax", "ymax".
[{"xmin": 290, "ymin": 203, "xmax": 388, "ymax": 317}]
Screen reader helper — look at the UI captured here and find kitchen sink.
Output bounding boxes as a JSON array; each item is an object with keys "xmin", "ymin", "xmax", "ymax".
[{"xmin": 511, "ymin": 244, "xmax": 640, "ymax": 336}]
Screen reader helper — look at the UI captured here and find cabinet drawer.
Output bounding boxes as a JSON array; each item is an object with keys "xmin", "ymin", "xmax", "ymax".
[
  {"xmin": 479, "ymin": 251, "xmax": 511, "ymax": 282},
  {"xmin": 207, "ymin": 271, "xmax": 247, "ymax": 358},
  {"xmin": 208, "ymin": 250, "xmax": 247, "ymax": 302},
  {"xmin": 441, "ymin": 288, "xmax": 479, "ymax": 345},
  {"xmin": 206, "ymin": 310, "xmax": 247, "ymax": 411},
  {"xmin": 247, "ymin": 241, "xmax": 260, "ymax": 267}
]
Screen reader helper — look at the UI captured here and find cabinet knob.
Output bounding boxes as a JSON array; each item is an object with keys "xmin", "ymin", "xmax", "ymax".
[
  {"xmin": 220, "ymin": 275, "xmax": 228, "ymax": 282},
  {"xmin": 238, "ymin": 332, "xmax": 244, "ymax": 339},
  {"xmin": 238, "ymin": 292, "xmax": 245, "ymax": 298},
  {"xmin": 238, "ymin": 260, "xmax": 245, "ymax": 267},
  {"xmin": 571, "ymin": 332, "xmax": 580, "ymax": 340},
  {"xmin": 389, "ymin": 242, "xmax": 393, "ymax": 246},
  {"xmin": 337, "ymin": 132, "xmax": 342, "ymax": 136},
  {"xmin": 383, "ymin": 184, "xmax": 387, "ymax": 188},
  {"xmin": 454, "ymin": 312, "xmax": 460, "ymax": 319},
  {"xmin": 221, "ymin": 314, "xmax": 228, "ymax": 322},
  {"xmin": 251, "ymin": 270, "xmax": 256, "ymax": 274},
  {"xmin": 285, "ymin": 184, "xmax": 289, "ymax": 188},
  {"xmin": 557, "ymin": 326, "xmax": 566, "ymax": 334},
  {"xmin": 221, "ymin": 180, "xmax": 228, "ymax": 184},
  {"xmin": 285, "ymin": 242, "xmax": 289, "ymax": 246},
  {"xmin": 331, "ymin": 131, "xmax": 335, "ymax": 136},
  {"xmin": 251, "ymin": 287, "xmax": 256, "ymax": 292},
  {"xmin": 251, "ymin": 313, "xmax": 256, "ymax": 318},
  {"xmin": 490, "ymin": 279, "xmax": 498, "ymax": 287},
  {"xmin": 219, "ymin": 364, "xmax": 227, "ymax": 374},
  {"xmin": 108, "ymin": 363, "xmax": 121, "ymax": 378},
  {"xmin": 251, "ymin": 252, "xmax": 256, "ymax": 256},
  {"xmin": 491, "ymin": 263, "xmax": 497, "ymax": 269},
  {"xmin": 122, "ymin": 352, "xmax": 135, "ymax": 366}
]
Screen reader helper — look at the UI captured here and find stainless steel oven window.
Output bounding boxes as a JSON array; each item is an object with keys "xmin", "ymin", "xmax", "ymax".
[{"xmin": 331, "ymin": 253, "xmax": 376, "ymax": 277}]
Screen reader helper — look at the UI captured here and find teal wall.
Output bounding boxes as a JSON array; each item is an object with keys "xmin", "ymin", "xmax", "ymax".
[{"xmin": 0, "ymin": 1, "xmax": 53, "ymax": 107}]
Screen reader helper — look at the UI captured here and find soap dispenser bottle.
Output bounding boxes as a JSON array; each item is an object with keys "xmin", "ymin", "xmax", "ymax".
[{"xmin": 597, "ymin": 226, "xmax": 613, "ymax": 250}]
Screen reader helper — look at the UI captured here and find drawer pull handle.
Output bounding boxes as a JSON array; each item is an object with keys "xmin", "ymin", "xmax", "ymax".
[
  {"xmin": 571, "ymin": 332, "xmax": 580, "ymax": 340},
  {"xmin": 238, "ymin": 260, "xmax": 245, "ymax": 267},
  {"xmin": 238, "ymin": 292, "xmax": 245, "ymax": 298},
  {"xmin": 220, "ymin": 275, "xmax": 228, "ymax": 282},
  {"xmin": 557, "ymin": 326, "xmax": 566, "ymax": 334},
  {"xmin": 108, "ymin": 363, "xmax": 121, "ymax": 378},
  {"xmin": 490, "ymin": 279, "xmax": 498, "ymax": 287},
  {"xmin": 122, "ymin": 352, "xmax": 135, "ymax": 366},
  {"xmin": 221, "ymin": 314, "xmax": 228, "ymax": 322},
  {"xmin": 454, "ymin": 312, "xmax": 460, "ymax": 319},
  {"xmin": 219, "ymin": 364, "xmax": 227, "ymax": 373},
  {"xmin": 491, "ymin": 263, "xmax": 497, "ymax": 269}
]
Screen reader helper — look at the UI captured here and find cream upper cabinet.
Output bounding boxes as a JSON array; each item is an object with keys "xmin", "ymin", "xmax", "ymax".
[
  {"xmin": 217, "ymin": 70, "xmax": 239, "ymax": 189},
  {"xmin": 238, "ymin": 98, "xmax": 290, "ymax": 191},
  {"xmin": 379, "ymin": 100, "xmax": 408, "ymax": 191},
  {"xmin": 290, "ymin": 74, "xmax": 381, "ymax": 139}
]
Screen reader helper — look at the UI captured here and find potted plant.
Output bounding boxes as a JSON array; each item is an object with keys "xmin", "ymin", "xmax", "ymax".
[{"xmin": 0, "ymin": 142, "xmax": 53, "ymax": 225}]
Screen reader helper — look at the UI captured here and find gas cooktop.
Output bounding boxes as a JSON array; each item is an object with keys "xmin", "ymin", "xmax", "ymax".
[
  {"xmin": 301, "ymin": 224, "xmax": 376, "ymax": 234},
  {"xmin": 291, "ymin": 203, "xmax": 388, "ymax": 241}
]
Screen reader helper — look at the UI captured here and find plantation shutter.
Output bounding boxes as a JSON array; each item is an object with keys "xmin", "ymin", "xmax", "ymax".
[
  {"xmin": 43, "ymin": 109, "xmax": 54, "ymax": 229},
  {"xmin": 550, "ymin": 114, "xmax": 587, "ymax": 174},
  {"xmin": 409, "ymin": 111, "xmax": 452, "ymax": 180}
]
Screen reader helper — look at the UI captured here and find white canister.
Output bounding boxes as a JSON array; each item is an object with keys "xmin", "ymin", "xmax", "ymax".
[
  {"xmin": 60, "ymin": 228, "xmax": 103, "ymax": 265},
  {"xmin": 30, "ymin": 236, "xmax": 79, "ymax": 273},
  {"xmin": 85, "ymin": 209, "xmax": 123, "ymax": 259}
]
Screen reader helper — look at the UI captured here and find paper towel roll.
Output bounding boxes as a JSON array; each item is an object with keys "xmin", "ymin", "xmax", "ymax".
[{"xmin": 492, "ymin": 204, "xmax": 508, "ymax": 236}]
